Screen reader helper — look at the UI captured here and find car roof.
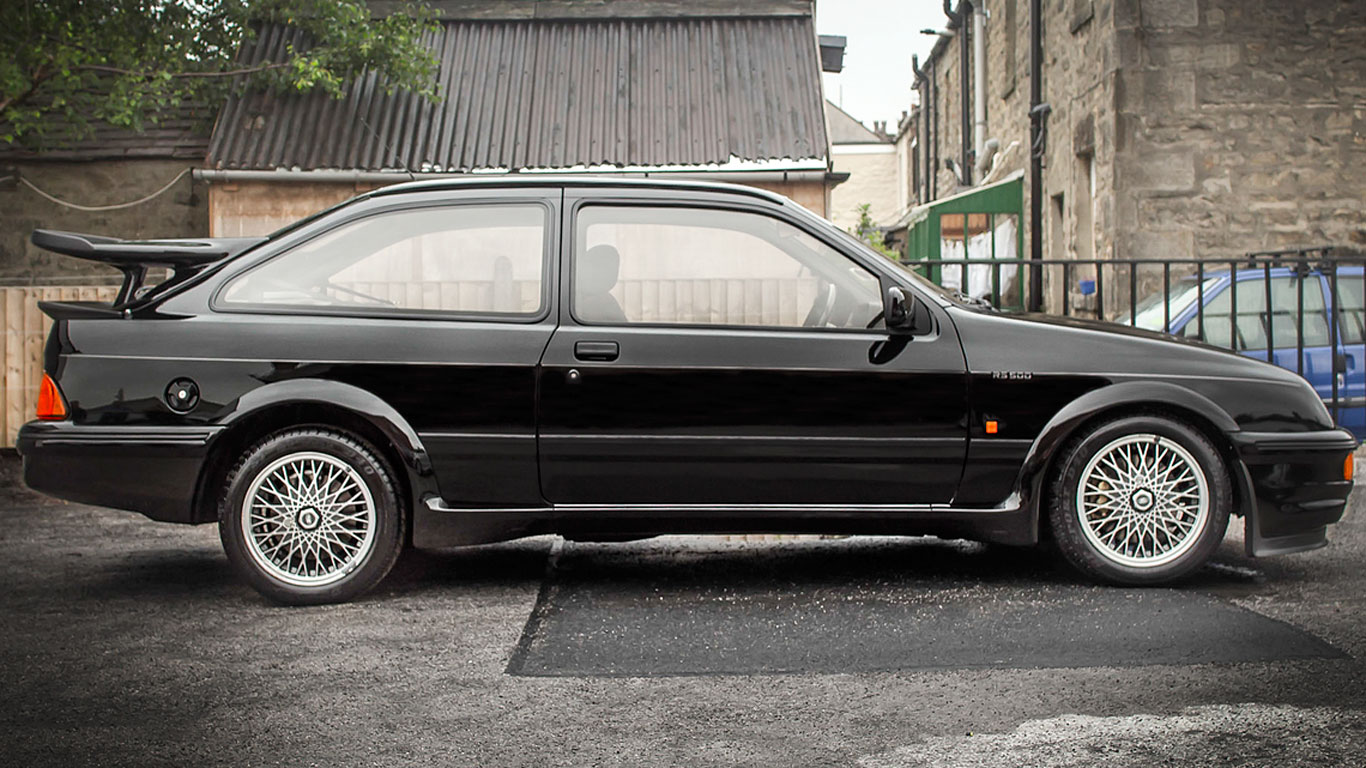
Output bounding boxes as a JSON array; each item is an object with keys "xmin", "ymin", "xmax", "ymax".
[
  {"xmin": 368, "ymin": 174, "xmax": 789, "ymax": 205},
  {"xmin": 1176, "ymin": 264, "xmax": 1366, "ymax": 280}
]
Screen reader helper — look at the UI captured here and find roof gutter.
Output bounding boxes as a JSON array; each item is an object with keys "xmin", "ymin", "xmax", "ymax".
[
  {"xmin": 192, "ymin": 168, "xmax": 836, "ymax": 185},
  {"xmin": 193, "ymin": 169, "xmax": 427, "ymax": 185}
]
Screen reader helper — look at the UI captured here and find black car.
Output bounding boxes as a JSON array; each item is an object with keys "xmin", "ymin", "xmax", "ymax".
[{"xmin": 18, "ymin": 178, "xmax": 1356, "ymax": 604}]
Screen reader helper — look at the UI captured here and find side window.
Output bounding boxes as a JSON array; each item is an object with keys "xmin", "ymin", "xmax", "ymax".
[
  {"xmin": 222, "ymin": 204, "xmax": 546, "ymax": 315},
  {"xmin": 573, "ymin": 206, "xmax": 884, "ymax": 329},
  {"xmin": 1185, "ymin": 275, "xmax": 1329, "ymax": 350},
  {"xmin": 1336, "ymin": 277, "xmax": 1364, "ymax": 345}
]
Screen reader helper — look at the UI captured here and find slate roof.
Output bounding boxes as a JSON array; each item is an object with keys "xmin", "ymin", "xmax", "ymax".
[
  {"xmin": 0, "ymin": 106, "xmax": 211, "ymax": 162},
  {"xmin": 824, "ymin": 100, "xmax": 888, "ymax": 145},
  {"xmin": 207, "ymin": 2, "xmax": 829, "ymax": 172}
]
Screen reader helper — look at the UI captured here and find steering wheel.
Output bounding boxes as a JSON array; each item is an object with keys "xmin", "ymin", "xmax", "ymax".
[{"xmin": 803, "ymin": 282, "xmax": 837, "ymax": 327}]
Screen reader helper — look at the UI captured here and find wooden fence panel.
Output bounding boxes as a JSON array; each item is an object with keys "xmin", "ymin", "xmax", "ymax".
[{"xmin": 0, "ymin": 286, "xmax": 118, "ymax": 447}]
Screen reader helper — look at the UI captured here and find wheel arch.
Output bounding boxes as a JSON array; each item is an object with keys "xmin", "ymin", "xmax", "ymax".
[
  {"xmin": 191, "ymin": 379, "xmax": 437, "ymax": 524},
  {"xmin": 1016, "ymin": 380, "xmax": 1249, "ymax": 541}
]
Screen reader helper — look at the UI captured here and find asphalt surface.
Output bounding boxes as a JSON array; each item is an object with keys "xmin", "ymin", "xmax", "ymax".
[{"xmin": 3, "ymin": 455, "xmax": 1366, "ymax": 766}]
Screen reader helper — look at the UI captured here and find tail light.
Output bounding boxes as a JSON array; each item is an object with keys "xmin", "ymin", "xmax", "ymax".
[{"xmin": 36, "ymin": 372, "xmax": 67, "ymax": 421}]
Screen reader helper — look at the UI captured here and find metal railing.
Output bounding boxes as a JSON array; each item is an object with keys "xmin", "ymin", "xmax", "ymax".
[{"xmin": 903, "ymin": 246, "xmax": 1366, "ymax": 436}]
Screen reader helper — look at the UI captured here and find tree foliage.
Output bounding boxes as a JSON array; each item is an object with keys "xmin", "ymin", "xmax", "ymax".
[
  {"xmin": 849, "ymin": 203, "xmax": 900, "ymax": 260},
  {"xmin": 0, "ymin": 0, "xmax": 439, "ymax": 147}
]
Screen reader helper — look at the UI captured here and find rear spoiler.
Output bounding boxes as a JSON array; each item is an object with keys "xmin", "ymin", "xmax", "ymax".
[{"xmin": 30, "ymin": 229, "xmax": 266, "ymax": 306}]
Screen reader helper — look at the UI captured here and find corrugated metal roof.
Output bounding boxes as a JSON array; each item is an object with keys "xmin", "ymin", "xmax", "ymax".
[{"xmin": 208, "ymin": 16, "xmax": 828, "ymax": 172}]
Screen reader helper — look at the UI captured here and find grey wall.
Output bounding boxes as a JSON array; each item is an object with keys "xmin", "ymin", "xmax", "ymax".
[{"xmin": 0, "ymin": 160, "xmax": 207, "ymax": 280}]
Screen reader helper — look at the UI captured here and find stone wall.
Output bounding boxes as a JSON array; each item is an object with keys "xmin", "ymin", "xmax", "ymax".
[
  {"xmin": 0, "ymin": 160, "xmax": 207, "ymax": 280},
  {"xmin": 932, "ymin": 32, "xmax": 969, "ymax": 200},
  {"xmin": 903, "ymin": 0, "xmax": 1365, "ymax": 314},
  {"xmin": 1113, "ymin": 0, "xmax": 1366, "ymax": 262},
  {"xmin": 911, "ymin": 0, "xmax": 1119, "ymax": 309},
  {"xmin": 1038, "ymin": 0, "xmax": 1119, "ymax": 312}
]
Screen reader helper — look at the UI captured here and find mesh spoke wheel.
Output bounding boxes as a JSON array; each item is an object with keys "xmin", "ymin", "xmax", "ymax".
[
  {"xmin": 240, "ymin": 451, "xmax": 378, "ymax": 588},
  {"xmin": 1075, "ymin": 433, "xmax": 1210, "ymax": 569}
]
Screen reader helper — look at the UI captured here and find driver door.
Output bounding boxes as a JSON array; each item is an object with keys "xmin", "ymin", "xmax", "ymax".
[{"xmin": 536, "ymin": 197, "xmax": 968, "ymax": 507}]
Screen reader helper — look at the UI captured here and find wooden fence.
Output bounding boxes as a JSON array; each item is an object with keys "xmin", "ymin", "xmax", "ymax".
[
  {"xmin": 0, "ymin": 285, "xmax": 119, "ymax": 447},
  {"xmin": 328, "ymin": 277, "xmax": 821, "ymax": 327}
]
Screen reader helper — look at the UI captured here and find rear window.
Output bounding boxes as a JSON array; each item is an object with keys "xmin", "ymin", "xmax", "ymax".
[{"xmin": 222, "ymin": 204, "xmax": 548, "ymax": 317}]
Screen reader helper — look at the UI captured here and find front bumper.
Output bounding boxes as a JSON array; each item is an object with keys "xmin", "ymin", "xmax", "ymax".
[
  {"xmin": 1231, "ymin": 428, "xmax": 1357, "ymax": 557},
  {"xmin": 16, "ymin": 421, "xmax": 223, "ymax": 523}
]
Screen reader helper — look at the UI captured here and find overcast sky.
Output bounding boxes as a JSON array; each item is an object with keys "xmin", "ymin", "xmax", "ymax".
[{"xmin": 815, "ymin": 0, "xmax": 949, "ymax": 131}]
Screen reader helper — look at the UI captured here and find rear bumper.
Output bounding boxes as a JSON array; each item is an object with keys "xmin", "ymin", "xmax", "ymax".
[
  {"xmin": 1231, "ymin": 429, "xmax": 1357, "ymax": 556},
  {"xmin": 16, "ymin": 421, "xmax": 221, "ymax": 523}
]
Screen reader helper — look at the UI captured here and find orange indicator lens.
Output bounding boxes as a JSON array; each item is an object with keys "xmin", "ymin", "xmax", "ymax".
[
  {"xmin": 37, "ymin": 373, "xmax": 67, "ymax": 421},
  {"xmin": 985, "ymin": 420, "xmax": 999, "ymax": 435},
  {"xmin": 1346, "ymin": 453, "xmax": 1355, "ymax": 482}
]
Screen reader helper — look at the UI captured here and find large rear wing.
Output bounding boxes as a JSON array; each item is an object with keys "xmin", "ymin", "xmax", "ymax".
[{"xmin": 30, "ymin": 229, "xmax": 266, "ymax": 307}]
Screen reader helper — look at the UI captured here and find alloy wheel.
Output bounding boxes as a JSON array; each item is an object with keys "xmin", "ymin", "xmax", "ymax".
[
  {"xmin": 1074, "ymin": 433, "xmax": 1210, "ymax": 569},
  {"xmin": 240, "ymin": 451, "xmax": 378, "ymax": 587}
]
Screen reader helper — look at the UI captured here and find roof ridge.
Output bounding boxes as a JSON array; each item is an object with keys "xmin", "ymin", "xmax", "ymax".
[{"xmin": 368, "ymin": 0, "xmax": 813, "ymax": 22}]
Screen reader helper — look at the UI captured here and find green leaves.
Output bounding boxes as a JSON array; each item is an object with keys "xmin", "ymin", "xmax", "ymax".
[
  {"xmin": 849, "ymin": 203, "xmax": 899, "ymax": 260},
  {"xmin": 0, "ymin": 0, "xmax": 440, "ymax": 148}
]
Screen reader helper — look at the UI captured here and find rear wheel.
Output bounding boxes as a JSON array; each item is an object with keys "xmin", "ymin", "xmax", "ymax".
[
  {"xmin": 1048, "ymin": 415, "xmax": 1231, "ymax": 584},
  {"xmin": 219, "ymin": 429, "xmax": 404, "ymax": 605}
]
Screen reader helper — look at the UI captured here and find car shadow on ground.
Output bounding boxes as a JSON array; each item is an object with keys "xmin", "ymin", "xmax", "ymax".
[
  {"xmin": 391, "ymin": 532, "xmax": 1277, "ymax": 599},
  {"xmin": 70, "ymin": 524, "xmax": 1279, "ymax": 605}
]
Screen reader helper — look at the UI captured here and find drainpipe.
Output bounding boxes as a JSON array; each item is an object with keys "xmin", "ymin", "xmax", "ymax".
[
  {"xmin": 930, "ymin": 59, "xmax": 939, "ymax": 200},
  {"xmin": 946, "ymin": 0, "xmax": 972, "ymax": 186},
  {"xmin": 973, "ymin": 1, "xmax": 987, "ymax": 161},
  {"xmin": 912, "ymin": 54, "xmax": 930, "ymax": 204},
  {"xmin": 1027, "ymin": 0, "xmax": 1046, "ymax": 311}
]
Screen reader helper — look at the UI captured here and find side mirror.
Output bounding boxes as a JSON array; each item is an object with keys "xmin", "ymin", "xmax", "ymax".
[
  {"xmin": 886, "ymin": 286, "xmax": 932, "ymax": 334},
  {"xmin": 886, "ymin": 285, "xmax": 910, "ymax": 328}
]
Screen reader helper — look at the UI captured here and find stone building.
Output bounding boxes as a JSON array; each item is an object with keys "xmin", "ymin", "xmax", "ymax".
[{"xmin": 889, "ymin": 0, "xmax": 1366, "ymax": 309}]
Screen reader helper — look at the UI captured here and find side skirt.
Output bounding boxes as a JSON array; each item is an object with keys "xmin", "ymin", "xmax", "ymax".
[{"xmin": 412, "ymin": 497, "xmax": 1037, "ymax": 548}]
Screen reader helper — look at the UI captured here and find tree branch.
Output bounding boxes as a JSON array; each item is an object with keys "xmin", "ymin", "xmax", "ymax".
[
  {"xmin": 0, "ymin": 62, "xmax": 51, "ymax": 118},
  {"xmin": 72, "ymin": 62, "xmax": 294, "ymax": 79}
]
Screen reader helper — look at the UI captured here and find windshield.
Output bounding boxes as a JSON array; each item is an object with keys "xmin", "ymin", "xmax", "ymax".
[{"xmin": 1124, "ymin": 277, "xmax": 1219, "ymax": 331}]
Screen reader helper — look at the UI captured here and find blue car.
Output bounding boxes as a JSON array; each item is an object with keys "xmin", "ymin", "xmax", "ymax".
[{"xmin": 1126, "ymin": 265, "xmax": 1366, "ymax": 437}]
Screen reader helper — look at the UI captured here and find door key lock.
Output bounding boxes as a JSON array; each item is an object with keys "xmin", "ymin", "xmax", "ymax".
[{"xmin": 567, "ymin": 368, "xmax": 582, "ymax": 384}]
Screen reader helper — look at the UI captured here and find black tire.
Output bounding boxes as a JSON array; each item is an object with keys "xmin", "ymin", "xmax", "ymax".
[
  {"xmin": 1047, "ymin": 414, "xmax": 1231, "ymax": 585},
  {"xmin": 218, "ymin": 428, "xmax": 405, "ymax": 605}
]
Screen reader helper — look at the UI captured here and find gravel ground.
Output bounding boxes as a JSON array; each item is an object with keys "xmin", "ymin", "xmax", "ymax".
[{"xmin": 2, "ymin": 453, "xmax": 1365, "ymax": 767}]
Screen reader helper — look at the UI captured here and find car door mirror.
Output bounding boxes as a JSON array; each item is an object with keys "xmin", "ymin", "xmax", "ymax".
[{"xmin": 886, "ymin": 286, "xmax": 932, "ymax": 335}]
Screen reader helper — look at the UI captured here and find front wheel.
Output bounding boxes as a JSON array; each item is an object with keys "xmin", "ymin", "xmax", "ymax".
[
  {"xmin": 219, "ymin": 429, "xmax": 405, "ymax": 605},
  {"xmin": 1048, "ymin": 415, "xmax": 1231, "ymax": 585}
]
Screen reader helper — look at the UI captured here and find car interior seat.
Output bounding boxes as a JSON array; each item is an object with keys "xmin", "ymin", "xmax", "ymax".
[{"xmin": 577, "ymin": 244, "xmax": 628, "ymax": 323}]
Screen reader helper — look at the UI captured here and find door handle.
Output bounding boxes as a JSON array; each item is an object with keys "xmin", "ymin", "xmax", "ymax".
[{"xmin": 574, "ymin": 341, "xmax": 619, "ymax": 361}]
